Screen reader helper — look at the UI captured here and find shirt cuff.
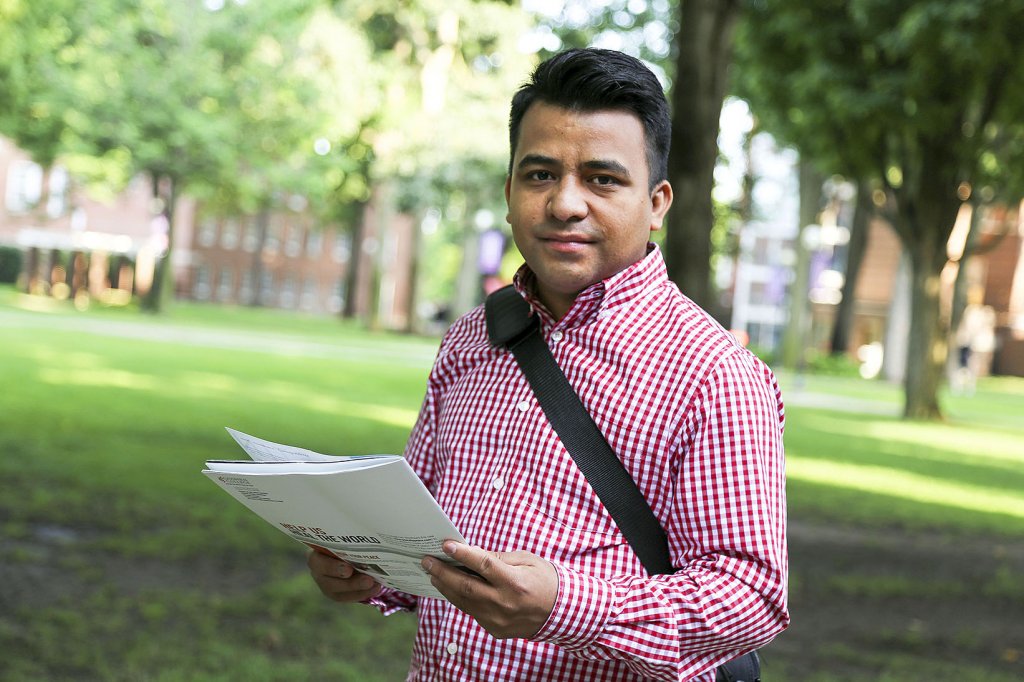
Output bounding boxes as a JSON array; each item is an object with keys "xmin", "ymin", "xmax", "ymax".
[
  {"xmin": 531, "ymin": 563, "xmax": 615, "ymax": 649},
  {"xmin": 364, "ymin": 586, "xmax": 417, "ymax": 615}
]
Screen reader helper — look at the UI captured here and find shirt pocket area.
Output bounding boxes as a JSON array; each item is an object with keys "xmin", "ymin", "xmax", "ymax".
[{"xmin": 521, "ymin": 455, "xmax": 633, "ymax": 567}]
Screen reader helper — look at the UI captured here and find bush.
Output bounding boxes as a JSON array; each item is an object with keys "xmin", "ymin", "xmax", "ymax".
[
  {"xmin": 747, "ymin": 344, "xmax": 777, "ymax": 366},
  {"xmin": 805, "ymin": 350, "xmax": 862, "ymax": 377},
  {"xmin": 0, "ymin": 247, "xmax": 23, "ymax": 284}
]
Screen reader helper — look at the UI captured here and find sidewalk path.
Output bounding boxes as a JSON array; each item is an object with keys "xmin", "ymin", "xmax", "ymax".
[
  {"xmin": 0, "ymin": 307, "xmax": 905, "ymax": 416},
  {"xmin": 782, "ymin": 389, "xmax": 901, "ymax": 416},
  {"xmin": 0, "ymin": 308, "xmax": 440, "ymax": 368}
]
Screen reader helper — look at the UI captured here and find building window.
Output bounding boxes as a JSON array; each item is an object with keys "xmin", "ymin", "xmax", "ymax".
[
  {"xmin": 193, "ymin": 265, "xmax": 212, "ymax": 300},
  {"xmin": 332, "ymin": 232, "xmax": 351, "ymax": 264},
  {"xmin": 264, "ymin": 221, "xmax": 280, "ymax": 255},
  {"xmin": 239, "ymin": 269, "xmax": 254, "ymax": 302},
  {"xmin": 197, "ymin": 217, "xmax": 218, "ymax": 248},
  {"xmin": 328, "ymin": 280, "xmax": 345, "ymax": 313},
  {"xmin": 216, "ymin": 266, "xmax": 234, "ymax": 302},
  {"xmin": 306, "ymin": 230, "xmax": 323, "ymax": 258},
  {"xmin": 284, "ymin": 224, "xmax": 303, "ymax": 258},
  {"xmin": 280, "ymin": 275, "xmax": 297, "ymax": 308},
  {"xmin": 5, "ymin": 159, "xmax": 43, "ymax": 213},
  {"xmin": 259, "ymin": 271, "xmax": 275, "ymax": 303},
  {"xmin": 300, "ymin": 277, "xmax": 317, "ymax": 311},
  {"xmin": 221, "ymin": 218, "xmax": 240, "ymax": 250},
  {"xmin": 46, "ymin": 166, "xmax": 69, "ymax": 218},
  {"xmin": 749, "ymin": 281, "xmax": 768, "ymax": 307},
  {"xmin": 242, "ymin": 220, "xmax": 259, "ymax": 252}
]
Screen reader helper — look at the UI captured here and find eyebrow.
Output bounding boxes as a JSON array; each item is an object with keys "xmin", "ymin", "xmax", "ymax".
[
  {"xmin": 582, "ymin": 159, "xmax": 631, "ymax": 179},
  {"xmin": 516, "ymin": 153, "xmax": 558, "ymax": 169},
  {"xmin": 516, "ymin": 154, "xmax": 632, "ymax": 180}
]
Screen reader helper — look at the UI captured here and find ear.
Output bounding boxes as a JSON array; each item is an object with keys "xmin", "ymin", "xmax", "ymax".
[
  {"xmin": 649, "ymin": 180, "xmax": 673, "ymax": 232},
  {"xmin": 504, "ymin": 175, "xmax": 513, "ymax": 223}
]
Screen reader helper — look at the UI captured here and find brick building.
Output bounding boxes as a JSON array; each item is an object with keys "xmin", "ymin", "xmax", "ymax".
[{"xmin": 0, "ymin": 135, "xmax": 418, "ymax": 327}]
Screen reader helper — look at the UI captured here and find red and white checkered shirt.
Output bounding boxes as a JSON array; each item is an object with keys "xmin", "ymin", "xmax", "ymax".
[{"xmin": 372, "ymin": 246, "xmax": 789, "ymax": 681}]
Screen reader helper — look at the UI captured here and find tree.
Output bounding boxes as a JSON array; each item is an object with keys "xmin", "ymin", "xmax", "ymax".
[
  {"xmin": 829, "ymin": 178, "xmax": 874, "ymax": 356},
  {"xmin": 0, "ymin": 0, "xmax": 79, "ymax": 169},
  {"xmin": 195, "ymin": 3, "xmax": 355, "ymax": 308},
  {"xmin": 664, "ymin": 0, "xmax": 741, "ymax": 317},
  {"xmin": 319, "ymin": 0, "xmax": 533, "ymax": 323},
  {"xmin": 1, "ymin": 0, "xmax": 324, "ymax": 311},
  {"xmin": 70, "ymin": 0, "xmax": 323, "ymax": 312},
  {"xmin": 0, "ymin": 0, "xmax": 93, "ymax": 238},
  {"xmin": 734, "ymin": 0, "xmax": 1024, "ymax": 419}
]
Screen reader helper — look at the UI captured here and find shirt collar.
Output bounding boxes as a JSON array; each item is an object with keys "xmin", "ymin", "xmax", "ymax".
[{"xmin": 512, "ymin": 243, "xmax": 669, "ymax": 328}]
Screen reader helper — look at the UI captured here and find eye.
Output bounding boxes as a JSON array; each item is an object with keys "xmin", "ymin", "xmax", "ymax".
[
  {"xmin": 590, "ymin": 175, "xmax": 619, "ymax": 186},
  {"xmin": 526, "ymin": 170, "xmax": 554, "ymax": 181}
]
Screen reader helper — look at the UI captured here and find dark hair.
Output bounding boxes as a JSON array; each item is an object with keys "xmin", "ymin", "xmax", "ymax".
[{"xmin": 508, "ymin": 48, "xmax": 671, "ymax": 190}]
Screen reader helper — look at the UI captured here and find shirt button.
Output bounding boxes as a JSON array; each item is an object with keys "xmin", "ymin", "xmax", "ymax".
[
  {"xmin": 551, "ymin": 330, "xmax": 563, "ymax": 343},
  {"xmin": 446, "ymin": 642, "xmax": 458, "ymax": 655},
  {"xmin": 517, "ymin": 400, "xmax": 530, "ymax": 412},
  {"xmin": 492, "ymin": 476, "xmax": 504, "ymax": 490}
]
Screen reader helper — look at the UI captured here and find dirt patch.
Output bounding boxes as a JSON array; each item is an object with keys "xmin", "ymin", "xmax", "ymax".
[
  {"xmin": 0, "ymin": 523, "xmax": 273, "ymax": 614},
  {"xmin": 2, "ymin": 519, "xmax": 1022, "ymax": 679},
  {"xmin": 766, "ymin": 520, "xmax": 1024, "ymax": 679}
]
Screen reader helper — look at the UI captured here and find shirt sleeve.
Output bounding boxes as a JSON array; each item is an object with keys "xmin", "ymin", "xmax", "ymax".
[{"xmin": 531, "ymin": 350, "xmax": 789, "ymax": 681}]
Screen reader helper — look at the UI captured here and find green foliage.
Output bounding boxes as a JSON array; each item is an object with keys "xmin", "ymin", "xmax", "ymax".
[
  {"xmin": 0, "ymin": 246, "xmax": 23, "ymax": 283},
  {"xmin": 734, "ymin": 0, "xmax": 1024, "ymax": 419},
  {"xmin": 803, "ymin": 350, "xmax": 862, "ymax": 377},
  {"xmin": 525, "ymin": 0, "xmax": 676, "ymax": 70},
  {"xmin": 0, "ymin": 0, "xmax": 80, "ymax": 166},
  {"xmin": 734, "ymin": 0, "xmax": 1024, "ymax": 200}
]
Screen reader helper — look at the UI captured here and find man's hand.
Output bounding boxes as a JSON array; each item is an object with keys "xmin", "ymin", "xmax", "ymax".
[
  {"xmin": 307, "ymin": 548, "xmax": 383, "ymax": 603},
  {"xmin": 422, "ymin": 541, "xmax": 557, "ymax": 639}
]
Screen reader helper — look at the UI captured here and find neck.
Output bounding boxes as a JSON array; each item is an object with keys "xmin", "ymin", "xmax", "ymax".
[{"xmin": 536, "ymin": 288, "xmax": 576, "ymax": 321}]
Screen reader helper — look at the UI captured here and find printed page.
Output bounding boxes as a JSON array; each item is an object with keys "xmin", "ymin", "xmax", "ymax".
[
  {"xmin": 205, "ymin": 458, "xmax": 392, "ymax": 474},
  {"xmin": 203, "ymin": 456, "xmax": 464, "ymax": 600},
  {"xmin": 226, "ymin": 427, "xmax": 365, "ymax": 463}
]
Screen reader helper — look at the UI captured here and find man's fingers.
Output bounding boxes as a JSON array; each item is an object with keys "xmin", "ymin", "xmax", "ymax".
[
  {"xmin": 442, "ymin": 541, "xmax": 510, "ymax": 583},
  {"xmin": 422, "ymin": 544, "xmax": 559, "ymax": 640},
  {"xmin": 308, "ymin": 549, "xmax": 354, "ymax": 578},
  {"xmin": 307, "ymin": 550, "xmax": 382, "ymax": 602}
]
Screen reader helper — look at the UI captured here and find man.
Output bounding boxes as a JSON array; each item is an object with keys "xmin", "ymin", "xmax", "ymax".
[{"xmin": 309, "ymin": 48, "xmax": 789, "ymax": 681}]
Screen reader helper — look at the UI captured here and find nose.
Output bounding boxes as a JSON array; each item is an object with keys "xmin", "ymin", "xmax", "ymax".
[{"xmin": 547, "ymin": 177, "xmax": 588, "ymax": 223}]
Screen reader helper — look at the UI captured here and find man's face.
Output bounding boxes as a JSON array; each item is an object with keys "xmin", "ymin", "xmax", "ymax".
[{"xmin": 505, "ymin": 102, "xmax": 672, "ymax": 319}]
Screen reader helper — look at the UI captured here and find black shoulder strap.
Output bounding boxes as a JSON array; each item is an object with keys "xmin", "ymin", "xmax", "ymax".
[{"xmin": 485, "ymin": 285, "xmax": 673, "ymax": 575}]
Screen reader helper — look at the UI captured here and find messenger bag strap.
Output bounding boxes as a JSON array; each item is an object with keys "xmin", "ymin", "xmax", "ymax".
[
  {"xmin": 485, "ymin": 285, "xmax": 673, "ymax": 576},
  {"xmin": 485, "ymin": 285, "xmax": 762, "ymax": 681}
]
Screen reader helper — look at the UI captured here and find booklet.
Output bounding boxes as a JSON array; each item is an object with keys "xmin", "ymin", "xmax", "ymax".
[{"xmin": 202, "ymin": 428, "xmax": 465, "ymax": 600}]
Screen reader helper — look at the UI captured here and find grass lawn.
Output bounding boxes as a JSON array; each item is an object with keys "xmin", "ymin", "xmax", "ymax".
[
  {"xmin": 1, "ymin": 287, "xmax": 1022, "ymax": 681},
  {"xmin": 779, "ymin": 372, "xmax": 1024, "ymax": 536}
]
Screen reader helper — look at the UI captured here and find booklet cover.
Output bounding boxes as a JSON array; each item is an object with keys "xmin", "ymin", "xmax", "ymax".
[{"xmin": 203, "ymin": 429, "xmax": 464, "ymax": 600}]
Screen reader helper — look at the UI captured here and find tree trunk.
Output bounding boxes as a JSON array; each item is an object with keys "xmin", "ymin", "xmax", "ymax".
[
  {"xmin": 664, "ymin": 0, "xmax": 740, "ymax": 318},
  {"xmin": 898, "ymin": 149, "xmax": 962, "ymax": 420},
  {"xmin": 829, "ymin": 178, "xmax": 873, "ymax": 355},
  {"xmin": 780, "ymin": 159, "xmax": 823, "ymax": 369},
  {"xmin": 249, "ymin": 206, "xmax": 271, "ymax": 306},
  {"xmin": 22, "ymin": 247, "xmax": 39, "ymax": 294},
  {"xmin": 141, "ymin": 174, "xmax": 178, "ymax": 314},
  {"xmin": 404, "ymin": 208, "xmax": 423, "ymax": 334},
  {"xmin": 342, "ymin": 199, "xmax": 369, "ymax": 320},
  {"xmin": 903, "ymin": 231, "xmax": 948, "ymax": 419},
  {"xmin": 948, "ymin": 201, "xmax": 983, "ymax": 339}
]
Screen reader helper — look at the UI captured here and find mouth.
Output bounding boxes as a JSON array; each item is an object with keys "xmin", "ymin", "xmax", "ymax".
[
  {"xmin": 540, "ymin": 234, "xmax": 594, "ymax": 254},
  {"xmin": 540, "ymin": 233, "xmax": 595, "ymax": 246}
]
